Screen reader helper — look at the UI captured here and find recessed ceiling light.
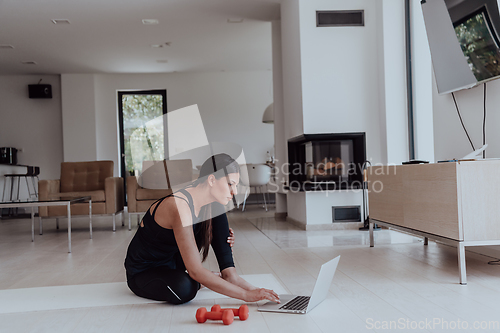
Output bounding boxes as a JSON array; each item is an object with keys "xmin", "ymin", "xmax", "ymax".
[
  {"xmin": 156, "ymin": 60, "xmax": 168, "ymax": 63},
  {"xmin": 21, "ymin": 61, "xmax": 37, "ymax": 65},
  {"xmin": 51, "ymin": 19, "xmax": 71, "ymax": 24},
  {"xmin": 142, "ymin": 19, "xmax": 159, "ymax": 25},
  {"xmin": 227, "ymin": 18, "xmax": 244, "ymax": 23},
  {"xmin": 151, "ymin": 42, "xmax": 171, "ymax": 48},
  {"xmin": 0, "ymin": 44, "xmax": 14, "ymax": 49}
]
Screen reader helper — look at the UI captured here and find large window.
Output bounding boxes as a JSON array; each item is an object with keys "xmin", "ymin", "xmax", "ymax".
[{"xmin": 118, "ymin": 90, "xmax": 167, "ymax": 180}]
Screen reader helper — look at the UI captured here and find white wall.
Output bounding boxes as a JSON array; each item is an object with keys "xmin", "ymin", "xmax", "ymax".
[
  {"xmin": 281, "ymin": 0, "xmax": 433, "ymax": 167},
  {"xmin": 60, "ymin": 71, "xmax": 274, "ymax": 176},
  {"xmin": 0, "ymin": 70, "xmax": 274, "ymax": 198},
  {"xmin": 281, "ymin": 0, "xmax": 304, "ymax": 141},
  {"xmin": 286, "ymin": 191, "xmax": 307, "ymax": 224},
  {"xmin": 299, "ymin": 0, "xmax": 384, "ymax": 163},
  {"xmin": 433, "ymin": 78, "xmax": 500, "ymax": 160},
  {"xmin": 0, "ymin": 75, "xmax": 63, "ymax": 187},
  {"xmin": 280, "ymin": 0, "xmax": 402, "ymax": 224},
  {"xmin": 306, "ymin": 190, "xmax": 364, "ymax": 226},
  {"xmin": 61, "ymin": 74, "xmax": 98, "ymax": 162}
]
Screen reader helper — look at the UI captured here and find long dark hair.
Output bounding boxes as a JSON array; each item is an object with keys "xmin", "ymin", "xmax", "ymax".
[{"xmin": 191, "ymin": 153, "xmax": 239, "ymax": 262}]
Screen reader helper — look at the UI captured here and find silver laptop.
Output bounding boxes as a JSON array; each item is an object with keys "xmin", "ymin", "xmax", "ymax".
[{"xmin": 257, "ymin": 255, "xmax": 340, "ymax": 314}]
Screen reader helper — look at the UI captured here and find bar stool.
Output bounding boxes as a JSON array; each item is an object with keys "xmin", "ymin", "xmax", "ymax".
[
  {"xmin": 28, "ymin": 166, "xmax": 40, "ymax": 198},
  {"xmin": 2, "ymin": 166, "xmax": 40, "ymax": 202}
]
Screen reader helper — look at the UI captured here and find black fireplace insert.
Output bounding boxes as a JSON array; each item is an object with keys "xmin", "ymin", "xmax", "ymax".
[{"xmin": 287, "ymin": 133, "xmax": 366, "ymax": 191}]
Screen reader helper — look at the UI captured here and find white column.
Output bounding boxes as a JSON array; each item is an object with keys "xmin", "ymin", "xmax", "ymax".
[
  {"xmin": 412, "ymin": 0, "xmax": 435, "ymax": 162},
  {"xmin": 61, "ymin": 74, "xmax": 98, "ymax": 162},
  {"xmin": 378, "ymin": 0, "xmax": 409, "ymax": 164},
  {"xmin": 272, "ymin": 21, "xmax": 287, "ymax": 215}
]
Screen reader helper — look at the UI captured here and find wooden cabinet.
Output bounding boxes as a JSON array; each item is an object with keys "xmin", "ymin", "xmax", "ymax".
[{"xmin": 367, "ymin": 160, "xmax": 500, "ymax": 284}]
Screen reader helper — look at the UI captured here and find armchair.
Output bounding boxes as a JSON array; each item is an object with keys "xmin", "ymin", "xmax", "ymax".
[
  {"xmin": 127, "ymin": 159, "xmax": 194, "ymax": 230},
  {"xmin": 38, "ymin": 160, "xmax": 124, "ymax": 231}
]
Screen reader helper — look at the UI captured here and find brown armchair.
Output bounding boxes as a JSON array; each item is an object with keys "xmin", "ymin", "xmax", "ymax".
[
  {"xmin": 39, "ymin": 160, "xmax": 124, "ymax": 231},
  {"xmin": 127, "ymin": 159, "xmax": 194, "ymax": 230}
]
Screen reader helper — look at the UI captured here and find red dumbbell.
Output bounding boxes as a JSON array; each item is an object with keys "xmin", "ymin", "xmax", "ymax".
[
  {"xmin": 196, "ymin": 307, "xmax": 234, "ymax": 325},
  {"xmin": 211, "ymin": 304, "xmax": 249, "ymax": 321}
]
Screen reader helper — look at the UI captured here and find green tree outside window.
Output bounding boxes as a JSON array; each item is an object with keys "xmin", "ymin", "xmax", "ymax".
[{"xmin": 122, "ymin": 94, "xmax": 164, "ymax": 175}]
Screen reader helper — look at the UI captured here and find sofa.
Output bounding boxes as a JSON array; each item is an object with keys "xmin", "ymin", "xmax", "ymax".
[{"xmin": 38, "ymin": 160, "xmax": 124, "ymax": 231}]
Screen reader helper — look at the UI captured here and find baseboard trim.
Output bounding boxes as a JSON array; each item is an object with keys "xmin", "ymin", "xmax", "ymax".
[
  {"xmin": 274, "ymin": 212, "xmax": 287, "ymax": 221},
  {"xmin": 286, "ymin": 217, "xmax": 306, "ymax": 230}
]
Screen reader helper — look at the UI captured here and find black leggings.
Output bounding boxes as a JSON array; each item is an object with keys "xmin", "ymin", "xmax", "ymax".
[
  {"xmin": 127, "ymin": 267, "xmax": 200, "ymax": 304},
  {"xmin": 126, "ymin": 210, "xmax": 234, "ymax": 304}
]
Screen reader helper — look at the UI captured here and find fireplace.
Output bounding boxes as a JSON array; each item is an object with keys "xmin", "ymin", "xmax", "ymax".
[{"xmin": 287, "ymin": 133, "xmax": 366, "ymax": 191}]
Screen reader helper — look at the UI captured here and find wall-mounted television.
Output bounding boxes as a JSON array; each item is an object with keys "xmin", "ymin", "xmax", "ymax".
[{"xmin": 421, "ymin": 0, "xmax": 500, "ymax": 94}]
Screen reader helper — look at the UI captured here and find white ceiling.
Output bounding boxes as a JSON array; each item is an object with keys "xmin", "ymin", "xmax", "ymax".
[{"xmin": 0, "ymin": 0, "xmax": 280, "ymax": 75}]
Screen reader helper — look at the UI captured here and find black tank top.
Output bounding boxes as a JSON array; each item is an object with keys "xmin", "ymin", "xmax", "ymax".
[{"xmin": 124, "ymin": 189, "xmax": 203, "ymax": 279}]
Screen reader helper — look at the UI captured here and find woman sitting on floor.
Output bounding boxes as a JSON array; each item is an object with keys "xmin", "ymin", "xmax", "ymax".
[{"xmin": 124, "ymin": 153, "xmax": 280, "ymax": 305}]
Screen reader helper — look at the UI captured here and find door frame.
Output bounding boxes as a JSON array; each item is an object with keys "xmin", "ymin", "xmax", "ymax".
[{"xmin": 117, "ymin": 89, "xmax": 167, "ymax": 203}]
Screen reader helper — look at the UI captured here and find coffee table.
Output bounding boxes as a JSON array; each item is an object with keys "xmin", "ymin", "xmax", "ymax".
[{"xmin": 0, "ymin": 196, "xmax": 91, "ymax": 253}]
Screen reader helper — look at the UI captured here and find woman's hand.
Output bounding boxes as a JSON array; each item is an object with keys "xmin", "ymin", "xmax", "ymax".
[
  {"xmin": 227, "ymin": 228, "xmax": 235, "ymax": 247},
  {"xmin": 244, "ymin": 288, "xmax": 280, "ymax": 303}
]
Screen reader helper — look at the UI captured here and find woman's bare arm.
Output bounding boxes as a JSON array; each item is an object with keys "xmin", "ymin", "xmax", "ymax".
[
  {"xmin": 164, "ymin": 200, "xmax": 279, "ymax": 303},
  {"xmin": 221, "ymin": 267, "xmax": 258, "ymax": 291}
]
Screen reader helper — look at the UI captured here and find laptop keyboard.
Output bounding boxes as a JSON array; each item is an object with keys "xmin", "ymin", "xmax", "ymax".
[{"xmin": 279, "ymin": 296, "xmax": 310, "ymax": 311}]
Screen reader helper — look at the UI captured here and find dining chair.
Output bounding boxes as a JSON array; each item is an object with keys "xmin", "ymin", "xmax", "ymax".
[{"xmin": 240, "ymin": 164, "xmax": 271, "ymax": 212}]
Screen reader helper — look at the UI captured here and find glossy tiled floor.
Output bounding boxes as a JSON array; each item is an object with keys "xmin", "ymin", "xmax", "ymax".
[
  {"xmin": 247, "ymin": 216, "xmax": 421, "ymax": 248},
  {"xmin": 1, "ymin": 205, "xmax": 500, "ymax": 332}
]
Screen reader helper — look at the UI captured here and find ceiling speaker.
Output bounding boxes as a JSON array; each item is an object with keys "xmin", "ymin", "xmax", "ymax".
[{"xmin": 28, "ymin": 84, "xmax": 52, "ymax": 99}]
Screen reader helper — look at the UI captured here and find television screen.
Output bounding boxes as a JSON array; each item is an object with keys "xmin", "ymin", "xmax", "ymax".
[
  {"xmin": 421, "ymin": 0, "xmax": 500, "ymax": 94},
  {"xmin": 454, "ymin": 6, "xmax": 500, "ymax": 82}
]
